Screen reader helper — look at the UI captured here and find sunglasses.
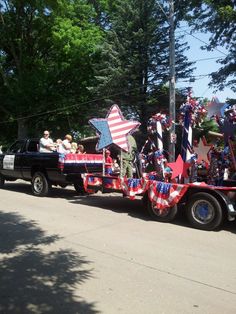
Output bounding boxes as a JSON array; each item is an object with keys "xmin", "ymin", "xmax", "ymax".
[{"xmin": 44, "ymin": 133, "xmax": 49, "ymax": 136}]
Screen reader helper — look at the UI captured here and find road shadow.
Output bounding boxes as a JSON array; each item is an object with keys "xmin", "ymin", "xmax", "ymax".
[
  {"xmin": 0, "ymin": 211, "xmax": 98, "ymax": 314},
  {"xmin": 3, "ymin": 182, "xmax": 235, "ymax": 233},
  {"xmin": 70, "ymin": 194, "xmax": 236, "ymax": 233},
  {"xmin": 1, "ymin": 182, "xmax": 34, "ymax": 196},
  {"xmin": 220, "ymin": 220, "xmax": 236, "ymax": 234},
  {"xmin": 1, "ymin": 182, "xmax": 78, "ymax": 199},
  {"xmin": 70, "ymin": 194, "xmax": 154, "ymax": 221}
]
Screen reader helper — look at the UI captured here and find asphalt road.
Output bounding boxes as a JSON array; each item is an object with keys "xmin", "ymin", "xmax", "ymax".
[{"xmin": 1, "ymin": 180, "xmax": 236, "ymax": 314}]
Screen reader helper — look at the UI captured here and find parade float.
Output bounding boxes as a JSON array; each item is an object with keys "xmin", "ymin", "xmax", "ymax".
[{"xmin": 63, "ymin": 96, "xmax": 236, "ymax": 231}]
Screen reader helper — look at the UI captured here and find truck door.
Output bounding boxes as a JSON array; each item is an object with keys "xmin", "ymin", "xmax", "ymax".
[
  {"xmin": 21, "ymin": 140, "xmax": 40, "ymax": 179},
  {"xmin": 2, "ymin": 140, "xmax": 25, "ymax": 178}
]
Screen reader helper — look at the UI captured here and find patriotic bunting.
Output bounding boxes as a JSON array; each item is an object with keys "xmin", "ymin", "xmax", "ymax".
[
  {"xmin": 103, "ymin": 177, "xmax": 121, "ymax": 190},
  {"xmin": 148, "ymin": 181, "xmax": 188, "ymax": 210},
  {"xmin": 64, "ymin": 153, "xmax": 103, "ymax": 165},
  {"xmin": 120, "ymin": 178, "xmax": 150, "ymax": 200}
]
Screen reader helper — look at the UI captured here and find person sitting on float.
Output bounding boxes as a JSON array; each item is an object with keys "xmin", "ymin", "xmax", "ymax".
[
  {"xmin": 70, "ymin": 142, "xmax": 78, "ymax": 154},
  {"xmin": 39, "ymin": 130, "xmax": 55, "ymax": 153},
  {"xmin": 57, "ymin": 134, "xmax": 72, "ymax": 155},
  {"xmin": 77, "ymin": 144, "xmax": 86, "ymax": 154}
]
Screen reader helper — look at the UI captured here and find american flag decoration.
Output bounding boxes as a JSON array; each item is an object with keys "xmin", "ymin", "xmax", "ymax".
[
  {"xmin": 89, "ymin": 104, "xmax": 140, "ymax": 152},
  {"xmin": 120, "ymin": 178, "xmax": 150, "ymax": 200},
  {"xmin": 148, "ymin": 181, "xmax": 188, "ymax": 210}
]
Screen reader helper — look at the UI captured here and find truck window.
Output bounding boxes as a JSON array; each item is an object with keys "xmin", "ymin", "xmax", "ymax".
[
  {"xmin": 8, "ymin": 141, "xmax": 25, "ymax": 153},
  {"xmin": 27, "ymin": 141, "xmax": 39, "ymax": 152}
]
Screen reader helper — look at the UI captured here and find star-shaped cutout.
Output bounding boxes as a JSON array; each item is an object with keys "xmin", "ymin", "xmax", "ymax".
[
  {"xmin": 89, "ymin": 104, "xmax": 140, "ymax": 151},
  {"xmin": 193, "ymin": 138, "xmax": 211, "ymax": 163},
  {"xmin": 167, "ymin": 154, "xmax": 191, "ymax": 179},
  {"xmin": 206, "ymin": 98, "xmax": 226, "ymax": 118}
]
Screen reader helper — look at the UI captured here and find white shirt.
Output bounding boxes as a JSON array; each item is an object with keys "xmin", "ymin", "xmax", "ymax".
[
  {"xmin": 57, "ymin": 139, "xmax": 71, "ymax": 154},
  {"xmin": 39, "ymin": 137, "xmax": 54, "ymax": 153}
]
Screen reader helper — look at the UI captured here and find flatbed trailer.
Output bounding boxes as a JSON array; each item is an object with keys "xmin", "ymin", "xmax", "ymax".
[{"xmin": 82, "ymin": 173, "xmax": 236, "ymax": 231}]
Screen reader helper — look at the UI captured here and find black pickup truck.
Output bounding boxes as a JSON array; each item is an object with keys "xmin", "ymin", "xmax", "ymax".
[{"xmin": 0, "ymin": 139, "xmax": 103, "ymax": 196}]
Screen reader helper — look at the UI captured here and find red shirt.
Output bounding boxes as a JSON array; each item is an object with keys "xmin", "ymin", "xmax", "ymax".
[{"xmin": 105, "ymin": 155, "xmax": 113, "ymax": 169}]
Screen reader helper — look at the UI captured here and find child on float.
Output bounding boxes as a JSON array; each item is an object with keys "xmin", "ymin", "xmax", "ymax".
[
  {"xmin": 77, "ymin": 144, "xmax": 86, "ymax": 154},
  {"xmin": 105, "ymin": 149, "xmax": 113, "ymax": 175}
]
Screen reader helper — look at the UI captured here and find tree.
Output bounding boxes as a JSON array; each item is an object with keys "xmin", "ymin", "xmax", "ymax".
[
  {"xmin": 91, "ymin": 0, "xmax": 194, "ymax": 133},
  {"xmin": 181, "ymin": 0, "xmax": 236, "ymax": 92},
  {"xmin": 0, "ymin": 0, "xmax": 102, "ymax": 141}
]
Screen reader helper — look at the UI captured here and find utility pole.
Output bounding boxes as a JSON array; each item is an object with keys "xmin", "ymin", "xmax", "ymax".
[{"xmin": 169, "ymin": 0, "xmax": 176, "ymax": 161}]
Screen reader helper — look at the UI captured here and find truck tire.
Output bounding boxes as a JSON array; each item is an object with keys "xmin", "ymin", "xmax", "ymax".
[
  {"xmin": 32, "ymin": 172, "xmax": 51, "ymax": 197},
  {"xmin": 0, "ymin": 174, "xmax": 5, "ymax": 188},
  {"xmin": 186, "ymin": 192, "xmax": 223, "ymax": 231},
  {"xmin": 147, "ymin": 198, "xmax": 177, "ymax": 222}
]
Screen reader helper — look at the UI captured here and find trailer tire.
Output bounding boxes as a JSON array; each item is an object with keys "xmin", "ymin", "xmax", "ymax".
[
  {"xmin": 32, "ymin": 172, "xmax": 51, "ymax": 197},
  {"xmin": 186, "ymin": 192, "xmax": 223, "ymax": 231},
  {"xmin": 147, "ymin": 198, "xmax": 177, "ymax": 222}
]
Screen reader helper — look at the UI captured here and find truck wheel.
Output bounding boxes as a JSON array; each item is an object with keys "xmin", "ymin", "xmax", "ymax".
[
  {"xmin": 147, "ymin": 198, "xmax": 177, "ymax": 222},
  {"xmin": 0, "ymin": 175, "xmax": 5, "ymax": 188},
  {"xmin": 186, "ymin": 192, "xmax": 223, "ymax": 231},
  {"xmin": 32, "ymin": 172, "xmax": 50, "ymax": 197}
]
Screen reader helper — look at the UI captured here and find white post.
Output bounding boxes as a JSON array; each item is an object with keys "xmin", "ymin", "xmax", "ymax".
[
  {"xmin": 156, "ymin": 121, "xmax": 163, "ymax": 151},
  {"xmin": 102, "ymin": 148, "xmax": 105, "ymax": 176},
  {"xmin": 186, "ymin": 125, "xmax": 192, "ymax": 161}
]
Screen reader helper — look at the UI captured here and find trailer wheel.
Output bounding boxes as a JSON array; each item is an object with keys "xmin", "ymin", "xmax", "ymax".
[
  {"xmin": 32, "ymin": 172, "xmax": 51, "ymax": 197},
  {"xmin": 186, "ymin": 192, "xmax": 223, "ymax": 231},
  {"xmin": 0, "ymin": 174, "xmax": 5, "ymax": 188},
  {"xmin": 147, "ymin": 198, "xmax": 177, "ymax": 222}
]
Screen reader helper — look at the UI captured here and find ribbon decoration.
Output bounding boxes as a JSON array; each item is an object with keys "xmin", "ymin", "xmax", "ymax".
[
  {"xmin": 147, "ymin": 113, "xmax": 172, "ymax": 150},
  {"xmin": 179, "ymin": 89, "xmax": 207, "ymax": 162}
]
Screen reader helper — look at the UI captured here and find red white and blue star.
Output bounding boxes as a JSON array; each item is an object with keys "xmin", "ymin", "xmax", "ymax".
[{"xmin": 89, "ymin": 104, "xmax": 140, "ymax": 151}]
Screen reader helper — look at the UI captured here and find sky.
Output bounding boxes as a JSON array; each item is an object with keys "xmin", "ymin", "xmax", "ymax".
[{"xmin": 175, "ymin": 29, "xmax": 235, "ymax": 103}]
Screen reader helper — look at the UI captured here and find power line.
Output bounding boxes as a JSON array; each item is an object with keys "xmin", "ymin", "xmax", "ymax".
[
  {"xmin": 200, "ymin": 86, "xmax": 212, "ymax": 97},
  {"xmin": 182, "ymin": 30, "xmax": 228, "ymax": 57},
  {"xmin": 156, "ymin": 0, "xmax": 169, "ymax": 21},
  {"xmin": 189, "ymin": 56, "xmax": 223, "ymax": 62},
  {"xmin": 0, "ymin": 68, "xmax": 223, "ymax": 125},
  {"xmin": 156, "ymin": 0, "xmax": 228, "ymax": 58},
  {"xmin": 0, "ymin": 85, "xmax": 172, "ymax": 125}
]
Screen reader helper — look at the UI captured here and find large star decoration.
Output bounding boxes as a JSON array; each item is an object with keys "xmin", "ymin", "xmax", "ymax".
[
  {"xmin": 167, "ymin": 154, "xmax": 191, "ymax": 179},
  {"xmin": 193, "ymin": 137, "xmax": 211, "ymax": 163},
  {"xmin": 206, "ymin": 97, "xmax": 226, "ymax": 118},
  {"xmin": 89, "ymin": 104, "xmax": 140, "ymax": 151}
]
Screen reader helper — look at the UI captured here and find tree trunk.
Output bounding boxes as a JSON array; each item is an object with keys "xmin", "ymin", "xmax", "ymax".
[{"xmin": 17, "ymin": 118, "xmax": 28, "ymax": 139}]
